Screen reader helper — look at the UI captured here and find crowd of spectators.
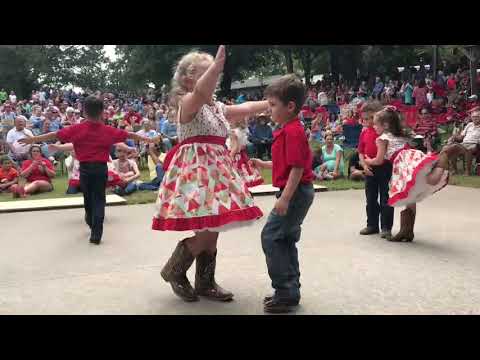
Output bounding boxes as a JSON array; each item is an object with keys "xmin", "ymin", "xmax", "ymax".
[{"xmin": 2, "ymin": 63, "xmax": 480, "ymax": 199}]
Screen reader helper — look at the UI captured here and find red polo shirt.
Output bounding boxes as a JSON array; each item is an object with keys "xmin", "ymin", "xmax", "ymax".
[
  {"xmin": 271, "ymin": 118, "xmax": 314, "ymax": 189},
  {"xmin": 358, "ymin": 126, "xmax": 378, "ymax": 159},
  {"xmin": 57, "ymin": 120, "xmax": 129, "ymax": 163}
]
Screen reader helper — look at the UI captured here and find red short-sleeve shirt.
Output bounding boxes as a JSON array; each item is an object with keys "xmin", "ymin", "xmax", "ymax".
[
  {"xmin": 57, "ymin": 120, "xmax": 129, "ymax": 163},
  {"xmin": 21, "ymin": 159, "xmax": 55, "ymax": 183},
  {"xmin": 0, "ymin": 167, "xmax": 18, "ymax": 182},
  {"xmin": 357, "ymin": 126, "xmax": 379, "ymax": 160},
  {"xmin": 271, "ymin": 118, "xmax": 314, "ymax": 189}
]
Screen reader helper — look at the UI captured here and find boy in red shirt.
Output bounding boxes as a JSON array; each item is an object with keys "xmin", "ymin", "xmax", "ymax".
[
  {"xmin": 21, "ymin": 96, "xmax": 159, "ymax": 245},
  {"xmin": 358, "ymin": 101, "xmax": 394, "ymax": 239},
  {"xmin": 0, "ymin": 155, "xmax": 19, "ymax": 193},
  {"xmin": 252, "ymin": 75, "xmax": 314, "ymax": 313}
]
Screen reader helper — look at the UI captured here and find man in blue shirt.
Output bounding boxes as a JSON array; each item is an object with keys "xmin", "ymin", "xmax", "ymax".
[
  {"xmin": 372, "ymin": 77, "xmax": 384, "ymax": 100},
  {"xmin": 160, "ymin": 116, "xmax": 178, "ymax": 150},
  {"xmin": 248, "ymin": 114, "xmax": 273, "ymax": 160}
]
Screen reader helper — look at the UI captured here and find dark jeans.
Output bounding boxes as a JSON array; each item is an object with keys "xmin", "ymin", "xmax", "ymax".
[
  {"xmin": 66, "ymin": 185, "xmax": 81, "ymax": 194},
  {"xmin": 364, "ymin": 162, "xmax": 394, "ymax": 231},
  {"xmin": 261, "ymin": 183, "xmax": 315, "ymax": 303},
  {"xmin": 137, "ymin": 164, "xmax": 165, "ymax": 191},
  {"xmin": 80, "ymin": 162, "xmax": 108, "ymax": 240},
  {"xmin": 254, "ymin": 142, "xmax": 272, "ymax": 159}
]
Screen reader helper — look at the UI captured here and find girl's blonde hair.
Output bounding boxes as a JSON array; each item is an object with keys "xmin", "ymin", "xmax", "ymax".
[{"xmin": 169, "ymin": 50, "xmax": 214, "ymax": 117}]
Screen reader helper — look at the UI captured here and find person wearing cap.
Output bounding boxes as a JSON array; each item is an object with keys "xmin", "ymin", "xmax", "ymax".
[{"xmin": 248, "ymin": 113, "xmax": 273, "ymax": 160}]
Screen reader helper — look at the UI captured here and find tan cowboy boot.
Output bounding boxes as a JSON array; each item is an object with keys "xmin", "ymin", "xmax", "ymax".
[
  {"xmin": 161, "ymin": 239, "xmax": 199, "ymax": 302},
  {"xmin": 194, "ymin": 251, "xmax": 234, "ymax": 302}
]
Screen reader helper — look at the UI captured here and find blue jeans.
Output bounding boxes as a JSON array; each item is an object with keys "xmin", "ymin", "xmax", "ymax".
[
  {"xmin": 138, "ymin": 164, "xmax": 165, "ymax": 191},
  {"xmin": 261, "ymin": 183, "xmax": 315, "ymax": 302}
]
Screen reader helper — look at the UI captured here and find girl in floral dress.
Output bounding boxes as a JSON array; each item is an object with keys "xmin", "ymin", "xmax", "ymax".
[
  {"xmin": 364, "ymin": 106, "xmax": 456, "ymax": 242},
  {"xmin": 227, "ymin": 117, "xmax": 264, "ymax": 188},
  {"xmin": 154, "ymin": 46, "xmax": 269, "ymax": 302}
]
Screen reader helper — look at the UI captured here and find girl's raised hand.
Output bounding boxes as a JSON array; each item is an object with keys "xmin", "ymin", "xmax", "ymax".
[{"xmin": 215, "ymin": 45, "xmax": 226, "ymax": 68}]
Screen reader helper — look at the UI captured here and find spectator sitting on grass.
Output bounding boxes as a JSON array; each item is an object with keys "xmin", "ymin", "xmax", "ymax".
[
  {"xmin": 112, "ymin": 146, "xmax": 141, "ymax": 196},
  {"xmin": 0, "ymin": 155, "xmax": 19, "ymax": 194},
  {"xmin": 14, "ymin": 144, "xmax": 56, "ymax": 198},
  {"xmin": 319, "ymin": 133, "xmax": 344, "ymax": 180},
  {"xmin": 348, "ymin": 150, "xmax": 365, "ymax": 181},
  {"xmin": 138, "ymin": 142, "xmax": 166, "ymax": 191},
  {"xmin": 136, "ymin": 119, "xmax": 158, "ymax": 156}
]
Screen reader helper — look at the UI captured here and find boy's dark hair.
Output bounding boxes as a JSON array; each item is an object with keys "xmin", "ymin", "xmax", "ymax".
[
  {"xmin": 84, "ymin": 95, "xmax": 104, "ymax": 119},
  {"xmin": 264, "ymin": 74, "xmax": 306, "ymax": 114},
  {"xmin": 360, "ymin": 101, "xmax": 383, "ymax": 114}
]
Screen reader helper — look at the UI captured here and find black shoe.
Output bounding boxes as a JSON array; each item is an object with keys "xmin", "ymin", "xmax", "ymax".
[
  {"xmin": 263, "ymin": 295, "xmax": 299, "ymax": 306},
  {"xmin": 264, "ymin": 298, "xmax": 298, "ymax": 314},
  {"xmin": 359, "ymin": 227, "xmax": 380, "ymax": 235},
  {"xmin": 89, "ymin": 237, "xmax": 101, "ymax": 245}
]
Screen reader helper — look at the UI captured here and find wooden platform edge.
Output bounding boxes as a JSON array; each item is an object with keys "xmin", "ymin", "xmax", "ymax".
[{"xmin": 0, "ymin": 199, "xmax": 127, "ymax": 214}]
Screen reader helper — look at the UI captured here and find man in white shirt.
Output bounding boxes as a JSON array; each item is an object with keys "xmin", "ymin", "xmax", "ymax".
[
  {"xmin": 9, "ymin": 91, "xmax": 17, "ymax": 104},
  {"xmin": 6, "ymin": 116, "xmax": 33, "ymax": 163},
  {"xmin": 445, "ymin": 109, "xmax": 480, "ymax": 175}
]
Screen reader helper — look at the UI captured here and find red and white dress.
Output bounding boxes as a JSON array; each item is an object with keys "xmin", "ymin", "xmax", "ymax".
[
  {"xmin": 380, "ymin": 133, "xmax": 449, "ymax": 207},
  {"xmin": 152, "ymin": 101, "xmax": 263, "ymax": 232},
  {"xmin": 227, "ymin": 128, "xmax": 264, "ymax": 188}
]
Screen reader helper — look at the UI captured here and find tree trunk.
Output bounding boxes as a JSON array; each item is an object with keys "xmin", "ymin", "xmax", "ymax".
[
  {"xmin": 220, "ymin": 58, "xmax": 233, "ymax": 97},
  {"xmin": 301, "ymin": 51, "xmax": 312, "ymax": 87},
  {"xmin": 283, "ymin": 48, "xmax": 294, "ymax": 74}
]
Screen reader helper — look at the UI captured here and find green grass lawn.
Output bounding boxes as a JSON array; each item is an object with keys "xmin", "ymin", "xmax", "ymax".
[{"xmin": 2, "ymin": 161, "xmax": 480, "ymax": 206}]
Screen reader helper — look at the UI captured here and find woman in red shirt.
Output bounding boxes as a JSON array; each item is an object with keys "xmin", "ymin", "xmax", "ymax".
[{"xmin": 15, "ymin": 144, "xmax": 56, "ymax": 197}]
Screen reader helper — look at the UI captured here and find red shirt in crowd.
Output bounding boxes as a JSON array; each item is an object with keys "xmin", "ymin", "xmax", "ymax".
[
  {"xmin": 431, "ymin": 81, "xmax": 446, "ymax": 98},
  {"xmin": 357, "ymin": 126, "xmax": 379, "ymax": 160},
  {"xmin": 447, "ymin": 78, "xmax": 457, "ymax": 91},
  {"xmin": 124, "ymin": 111, "xmax": 143, "ymax": 126},
  {"xmin": 21, "ymin": 159, "xmax": 54, "ymax": 183},
  {"xmin": 57, "ymin": 120, "xmax": 129, "ymax": 163},
  {"xmin": 271, "ymin": 118, "xmax": 314, "ymax": 189},
  {"xmin": 0, "ymin": 167, "xmax": 18, "ymax": 182}
]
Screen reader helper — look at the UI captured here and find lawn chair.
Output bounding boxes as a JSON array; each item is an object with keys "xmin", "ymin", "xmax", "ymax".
[{"xmin": 342, "ymin": 124, "xmax": 363, "ymax": 149}]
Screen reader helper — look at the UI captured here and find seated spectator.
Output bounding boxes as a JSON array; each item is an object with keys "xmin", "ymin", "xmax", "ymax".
[
  {"xmin": 138, "ymin": 142, "xmax": 166, "ymax": 191},
  {"xmin": 0, "ymin": 155, "xmax": 19, "ymax": 194},
  {"xmin": 15, "ymin": 144, "xmax": 56, "ymax": 197},
  {"xmin": 29, "ymin": 105, "xmax": 44, "ymax": 135},
  {"xmin": 160, "ymin": 114, "xmax": 178, "ymax": 150},
  {"xmin": 63, "ymin": 107, "xmax": 76, "ymax": 126},
  {"xmin": 112, "ymin": 108, "xmax": 124, "ymax": 127},
  {"xmin": 348, "ymin": 150, "xmax": 365, "ymax": 181},
  {"xmin": 1, "ymin": 103, "xmax": 17, "ymax": 140},
  {"xmin": 342, "ymin": 109, "xmax": 358, "ymax": 126},
  {"xmin": 6, "ymin": 116, "xmax": 33, "ymax": 164},
  {"xmin": 112, "ymin": 146, "xmax": 141, "ymax": 196},
  {"xmin": 443, "ymin": 109, "xmax": 480, "ymax": 175},
  {"xmin": 136, "ymin": 119, "xmax": 159, "ymax": 156},
  {"xmin": 414, "ymin": 106, "xmax": 440, "ymax": 153},
  {"xmin": 320, "ymin": 133, "xmax": 344, "ymax": 179},
  {"xmin": 248, "ymin": 114, "xmax": 273, "ymax": 160},
  {"xmin": 123, "ymin": 104, "xmax": 143, "ymax": 128}
]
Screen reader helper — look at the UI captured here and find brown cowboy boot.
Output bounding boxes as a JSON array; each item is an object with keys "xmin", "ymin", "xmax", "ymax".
[
  {"xmin": 403, "ymin": 208, "xmax": 415, "ymax": 242},
  {"xmin": 160, "ymin": 239, "xmax": 199, "ymax": 302},
  {"xmin": 389, "ymin": 209, "xmax": 411, "ymax": 242},
  {"xmin": 194, "ymin": 251, "xmax": 234, "ymax": 302}
]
